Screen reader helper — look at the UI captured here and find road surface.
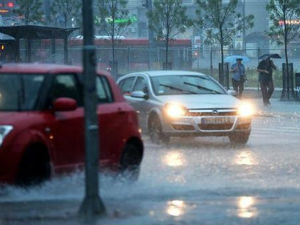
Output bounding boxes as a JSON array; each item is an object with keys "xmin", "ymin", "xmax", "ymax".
[{"xmin": 0, "ymin": 101, "xmax": 299, "ymax": 225}]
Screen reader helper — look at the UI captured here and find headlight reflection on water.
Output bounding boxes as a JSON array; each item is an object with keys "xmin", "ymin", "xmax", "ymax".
[
  {"xmin": 237, "ymin": 196, "xmax": 258, "ymax": 218},
  {"xmin": 234, "ymin": 151, "xmax": 258, "ymax": 166},
  {"xmin": 163, "ymin": 151, "xmax": 186, "ymax": 167},
  {"xmin": 163, "ymin": 151, "xmax": 187, "ymax": 184},
  {"xmin": 166, "ymin": 200, "xmax": 186, "ymax": 217}
]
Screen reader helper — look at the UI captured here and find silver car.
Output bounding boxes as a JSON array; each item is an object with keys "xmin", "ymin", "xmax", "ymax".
[{"xmin": 117, "ymin": 70, "xmax": 254, "ymax": 145}]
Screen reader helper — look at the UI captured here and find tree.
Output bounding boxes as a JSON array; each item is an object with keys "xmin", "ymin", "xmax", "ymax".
[
  {"xmin": 195, "ymin": 0, "xmax": 254, "ymax": 86},
  {"xmin": 50, "ymin": 0, "xmax": 82, "ymax": 28},
  {"xmin": 96, "ymin": 0, "xmax": 131, "ymax": 79},
  {"xmin": 14, "ymin": 0, "xmax": 44, "ymax": 25},
  {"xmin": 266, "ymin": 0, "xmax": 300, "ymax": 99},
  {"xmin": 147, "ymin": 0, "xmax": 192, "ymax": 69}
]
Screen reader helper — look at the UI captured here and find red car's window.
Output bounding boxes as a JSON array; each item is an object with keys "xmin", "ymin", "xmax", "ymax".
[
  {"xmin": 49, "ymin": 74, "xmax": 83, "ymax": 106},
  {"xmin": 96, "ymin": 76, "xmax": 113, "ymax": 103},
  {"xmin": 0, "ymin": 74, "xmax": 45, "ymax": 111}
]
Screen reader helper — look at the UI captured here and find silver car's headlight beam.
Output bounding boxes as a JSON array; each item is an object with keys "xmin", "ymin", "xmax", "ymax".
[
  {"xmin": 238, "ymin": 102, "xmax": 255, "ymax": 117},
  {"xmin": 164, "ymin": 103, "xmax": 187, "ymax": 119}
]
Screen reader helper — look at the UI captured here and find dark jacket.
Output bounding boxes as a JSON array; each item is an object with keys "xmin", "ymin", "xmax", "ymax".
[{"xmin": 257, "ymin": 59, "xmax": 277, "ymax": 82}]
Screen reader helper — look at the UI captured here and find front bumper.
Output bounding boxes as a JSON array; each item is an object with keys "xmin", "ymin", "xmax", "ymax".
[{"xmin": 161, "ymin": 113, "xmax": 251, "ymax": 137}]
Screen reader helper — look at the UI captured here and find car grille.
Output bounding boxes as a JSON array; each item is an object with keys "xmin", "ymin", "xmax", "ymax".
[
  {"xmin": 171, "ymin": 124, "xmax": 195, "ymax": 130},
  {"xmin": 199, "ymin": 123, "xmax": 234, "ymax": 130},
  {"xmin": 187, "ymin": 111, "xmax": 237, "ymax": 117}
]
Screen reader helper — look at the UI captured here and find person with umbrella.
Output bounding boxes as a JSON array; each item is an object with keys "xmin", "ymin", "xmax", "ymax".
[
  {"xmin": 230, "ymin": 57, "xmax": 246, "ymax": 98},
  {"xmin": 257, "ymin": 54, "xmax": 279, "ymax": 106}
]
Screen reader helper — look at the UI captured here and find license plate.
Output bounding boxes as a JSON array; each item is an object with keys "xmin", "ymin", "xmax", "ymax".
[{"xmin": 201, "ymin": 117, "xmax": 233, "ymax": 124}]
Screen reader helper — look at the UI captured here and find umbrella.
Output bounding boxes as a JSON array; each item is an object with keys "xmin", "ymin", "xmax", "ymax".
[
  {"xmin": 224, "ymin": 55, "xmax": 250, "ymax": 64},
  {"xmin": 259, "ymin": 53, "xmax": 281, "ymax": 60}
]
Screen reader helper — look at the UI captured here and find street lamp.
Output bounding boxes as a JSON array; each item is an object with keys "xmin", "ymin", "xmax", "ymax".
[{"xmin": 79, "ymin": 0, "xmax": 106, "ymax": 220}]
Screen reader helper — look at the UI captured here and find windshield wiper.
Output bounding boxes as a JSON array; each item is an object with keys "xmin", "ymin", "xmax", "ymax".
[
  {"xmin": 183, "ymin": 82, "xmax": 222, "ymax": 94},
  {"xmin": 159, "ymin": 83, "xmax": 197, "ymax": 94}
]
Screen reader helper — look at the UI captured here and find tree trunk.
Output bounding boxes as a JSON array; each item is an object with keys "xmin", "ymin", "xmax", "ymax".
[
  {"xmin": 284, "ymin": 26, "xmax": 289, "ymax": 99},
  {"xmin": 220, "ymin": 27, "xmax": 224, "ymax": 86},
  {"xmin": 210, "ymin": 46, "xmax": 213, "ymax": 76},
  {"xmin": 165, "ymin": 36, "xmax": 169, "ymax": 70},
  {"xmin": 283, "ymin": 7, "xmax": 291, "ymax": 99},
  {"xmin": 165, "ymin": 13, "xmax": 170, "ymax": 70}
]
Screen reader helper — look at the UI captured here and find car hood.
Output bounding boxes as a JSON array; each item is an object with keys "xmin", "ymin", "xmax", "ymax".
[{"xmin": 155, "ymin": 94, "xmax": 240, "ymax": 109}]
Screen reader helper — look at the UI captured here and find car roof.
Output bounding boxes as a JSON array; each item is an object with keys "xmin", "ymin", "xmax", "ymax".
[
  {"xmin": 125, "ymin": 70, "xmax": 208, "ymax": 78},
  {"xmin": 0, "ymin": 63, "xmax": 111, "ymax": 77}
]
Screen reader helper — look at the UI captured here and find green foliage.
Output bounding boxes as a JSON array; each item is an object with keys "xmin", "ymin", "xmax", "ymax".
[
  {"xmin": 96, "ymin": 0, "xmax": 131, "ymax": 38},
  {"xmin": 14, "ymin": 0, "xmax": 44, "ymax": 25},
  {"xmin": 147, "ymin": 0, "xmax": 192, "ymax": 66},
  {"xmin": 195, "ymin": 0, "xmax": 254, "ymax": 84},
  {"xmin": 266, "ymin": 0, "xmax": 300, "ymax": 46},
  {"xmin": 50, "ymin": 0, "xmax": 82, "ymax": 28},
  {"xmin": 147, "ymin": 0, "xmax": 192, "ymax": 41},
  {"xmin": 195, "ymin": 0, "xmax": 254, "ymax": 48},
  {"xmin": 95, "ymin": 0, "xmax": 131, "ymax": 78}
]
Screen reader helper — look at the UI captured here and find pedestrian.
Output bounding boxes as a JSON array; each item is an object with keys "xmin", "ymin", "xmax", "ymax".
[
  {"xmin": 230, "ymin": 58, "xmax": 246, "ymax": 98},
  {"xmin": 257, "ymin": 57, "xmax": 277, "ymax": 106}
]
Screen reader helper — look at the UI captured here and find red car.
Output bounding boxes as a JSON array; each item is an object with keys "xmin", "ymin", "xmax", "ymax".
[{"xmin": 0, "ymin": 63, "xmax": 143, "ymax": 185}]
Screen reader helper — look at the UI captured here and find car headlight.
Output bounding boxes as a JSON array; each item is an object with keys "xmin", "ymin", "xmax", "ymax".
[
  {"xmin": 238, "ymin": 102, "xmax": 254, "ymax": 117},
  {"xmin": 0, "ymin": 125, "xmax": 13, "ymax": 147},
  {"xmin": 164, "ymin": 103, "xmax": 187, "ymax": 119}
]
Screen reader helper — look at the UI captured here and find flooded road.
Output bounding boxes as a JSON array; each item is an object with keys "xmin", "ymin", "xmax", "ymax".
[{"xmin": 0, "ymin": 115, "xmax": 299, "ymax": 225}]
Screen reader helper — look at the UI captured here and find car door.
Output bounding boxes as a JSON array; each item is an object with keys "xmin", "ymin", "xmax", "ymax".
[
  {"xmin": 95, "ymin": 75, "xmax": 127, "ymax": 167},
  {"xmin": 118, "ymin": 76, "xmax": 136, "ymax": 96},
  {"xmin": 48, "ymin": 74, "xmax": 84, "ymax": 172},
  {"xmin": 126, "ymin": 76, "xmax": 151, "ymax": 130}
]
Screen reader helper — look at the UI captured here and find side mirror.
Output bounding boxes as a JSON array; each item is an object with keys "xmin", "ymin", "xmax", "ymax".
[
  {"xmin": 53, "ymin": 97, "xmax": 77, "ymax": 112},
  {"xmin": 131, "ymin": 90, "xmax": 147, "ymax": 99},
  {"xmin": 227, "ymin": 89, "xmax": 237, "ymax": 96}
]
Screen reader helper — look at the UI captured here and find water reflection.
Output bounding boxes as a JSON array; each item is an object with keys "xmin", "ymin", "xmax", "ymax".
[
  {"xmin": 234, "ymin": 151, "xmax": 257, "ymax": 166},
  {"xmin": 166, "ymin": 200, "xmax": 186, "ymax": 217},
  {"xmin": 163, "ymin": 151, "xmax": 186, "ymax": 167},
  {"xmin": 237, "ymin": 196, "xmax": 258, "ymax": 218},
  {"xmin": 167, "ymin": 175, "xmax": 186, "ymax": 184}
]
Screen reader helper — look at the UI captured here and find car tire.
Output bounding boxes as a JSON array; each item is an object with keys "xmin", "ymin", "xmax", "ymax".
[
  {"xmin": 120, "ymin": 142, "xmax": 143, "ymax": 181},
  {"xmin": 15, "ymin": 146, "xmax": 51, "ymax": 186},
  {"xmin": 229, "ymin": 131, "xmax": 250, "ymax": 146},
  {"xmin": 148, "ymin": 115, "xmax": 170, "ymax": 144}
]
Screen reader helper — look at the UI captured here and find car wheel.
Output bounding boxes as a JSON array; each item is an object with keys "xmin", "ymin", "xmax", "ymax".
[
  {"xmin": 229, "ymin": 131, "xmax": 250, "ymax": 146},
  {"xmin": 15, "ymin": 146, "xmax": 51, "ymax": 186},
  {"xmin": 120, "ymin": 142, "xmax": 143, "ymax": 181},
  {"xmin": 149, "ymin": 115, "xmax": 170, "ymax": 144}
]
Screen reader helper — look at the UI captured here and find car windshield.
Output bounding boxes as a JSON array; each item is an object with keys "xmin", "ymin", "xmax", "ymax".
[
  {"xmin": 150, "ymin": 75, "xmax": 226, "ymax": 96},
  {"xmin": 0, "ymin": 74, "xmax": 45, "ymax": 111}
]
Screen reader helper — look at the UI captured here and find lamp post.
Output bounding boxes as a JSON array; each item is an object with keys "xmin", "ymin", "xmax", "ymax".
[{"xmin": 79, "ymin": 0, "xmax": 106, "ymax": 220}]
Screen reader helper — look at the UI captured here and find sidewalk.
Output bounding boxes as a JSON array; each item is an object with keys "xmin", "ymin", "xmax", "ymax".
[
  {"xmin": 246, "ymin": 97, "xmax": 300, "ymax": 118},
  {"xmin": 243, "ymin": 87, "xmax": 283, "ymax": 98}
]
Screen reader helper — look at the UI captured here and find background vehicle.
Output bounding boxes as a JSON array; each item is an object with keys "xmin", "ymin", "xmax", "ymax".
[
  {"xmin": 117, "ymin": 70, "xmax": 253, "ymax": 145},
  {"xmin": 0, "ymin": 63, "xmax": 143, "ymax": 185}
]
